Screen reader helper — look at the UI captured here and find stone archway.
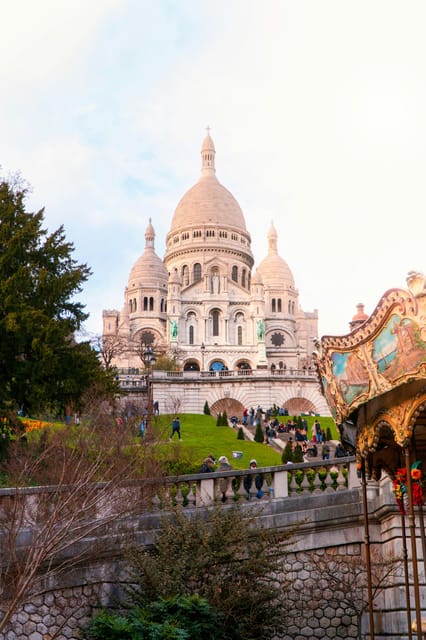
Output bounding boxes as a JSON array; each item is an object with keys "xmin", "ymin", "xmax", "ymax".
[
  {"xmin": 210, "ymin": 398, "xmax": 244, "ymax": 418},
  {"xmin": 283, "ymin": 398, "xmax": 317, "ymax": 416}
]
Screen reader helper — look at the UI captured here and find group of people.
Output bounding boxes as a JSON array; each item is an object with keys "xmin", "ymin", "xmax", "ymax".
[{"xmin": 198, "ymin": 454, "xmax": 265, "ymax": 502}]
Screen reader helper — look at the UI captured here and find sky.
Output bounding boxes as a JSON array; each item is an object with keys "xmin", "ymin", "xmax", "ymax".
[{"xmin": 1, "ymin": 0, "xmax": 425, "ymax": 340}]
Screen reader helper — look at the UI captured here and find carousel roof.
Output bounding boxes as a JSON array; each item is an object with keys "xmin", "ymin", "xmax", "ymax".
[{"xmin": 315, "ymin": 272, "xmax": 426, "ymax": 468}]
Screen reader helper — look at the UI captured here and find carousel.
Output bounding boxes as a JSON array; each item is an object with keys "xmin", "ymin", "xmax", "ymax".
[{"xmin": 315, "ymin": 271, "xmax": 426, "ymax": 640}]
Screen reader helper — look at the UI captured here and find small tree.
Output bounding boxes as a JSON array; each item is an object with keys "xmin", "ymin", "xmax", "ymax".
[
  {"xmin": 124, "ymin": 505, "xmax": 294, "ymax": 640},
  {"xmin": 282, "ymin": 441, "xmax": 294, "ymax": 464},
  {"xmin": 254, "ymin": 422, "xmax": 265, "ymax": 444},
  {"xmin": 326, "ymin": 426, "xmax": 332, "ymax": 441},
  {"xmin": 222, "ymin": 410, "xmax": 228, "ymax": 425},
  {"xmin": 237, "ymin": 426, "xmax": 244, "ymax": 440},
  {"xmin": 91, "ymin": 333, "xmax": 127, "ymax": 370},
  {"xmin": 0, "ymin": 393, "xmax": 165, "ymax": 634},
  {"xmin": 216, "ymin": 412, "xmax": 222, "ymax": 426},
  {"xmin": 293, "ymin": 443, "xmax": 304, "ymax": 463},
  {"xmin": 203, "ymin": 401, "xmax": 211, "ymax": 415}
]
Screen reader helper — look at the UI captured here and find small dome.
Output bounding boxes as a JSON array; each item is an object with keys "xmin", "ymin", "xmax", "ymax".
[
  {"xmin": 128, "ymin": 221, "xmax": 168, "ymax": 289},
  {"xmin": 251, "ymin": 269, "xmax": 263, "ymax": 285},
  {"xmin": 352, "ymin": 304, "xmax": 369, "ymax": 323},
  {"xmin": 257, "ymin": 223, "xmax": 295, "ymax": 288}
]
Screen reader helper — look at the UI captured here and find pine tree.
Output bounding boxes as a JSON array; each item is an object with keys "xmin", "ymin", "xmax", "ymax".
[
  {"xmin": 222, "ymin": 410, "xmax": 228, "ymax": 425},
  {"xmin": 0, "ymin": 177, "xmax": 111, "ymax": 415},
  {"xmin": 216, "ymin": 412, "xmax": 222, "ymax": 426},
  {"xmin": 254, "ymin": 422, "xmax": 265, "ymax": 443},
  {"xmin": 293, "ymin": 443, "xmax": 304, "ymax": 463},
  {"xmin": 281, "ymin": 441, "xmax": 294, "ymax": 464},
  {"xmin": 237, "ymin": 426, "xmax": 244, "ymax": 440},
  {"xmin": 203, "ymin": 401, "xmax": 211, "ymax": 415}
]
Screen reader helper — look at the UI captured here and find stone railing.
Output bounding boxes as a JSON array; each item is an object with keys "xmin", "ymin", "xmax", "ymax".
[
  {"xmin": 146, "ymin": 456, "xmax": 358, "ymax": 508},
  {"xmin": 114, "ymin": 367, "xmax": 318, "ymax": 388},
  {"xmin": 0, "ymin": 458, "xmax": 358, "ymax": 521}
]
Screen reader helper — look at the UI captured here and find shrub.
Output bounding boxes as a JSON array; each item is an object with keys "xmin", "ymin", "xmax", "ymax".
[
  {"xmin": 254, "ymin": 423, "xmax": 265, "ymax": 444},
  {"xmin": 281, "ymin": 441, "xmax": 294, "ymax": 464},
  {"xmin": 237, "ymin": 427, "xmax": 244, "ymax": 440},
  {"xmin": 293, "ymin": 444, "xmax": 304, "ymax": 463},
  {"xmin": 203, "ymin": 401, "xmax": 211, "ymax": 415},
  {"xmin": 124, "ymin": 505, "xmax": 294, "ymax": 639}
]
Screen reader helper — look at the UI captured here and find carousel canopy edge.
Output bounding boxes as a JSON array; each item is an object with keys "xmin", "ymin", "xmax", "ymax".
[{"xmin": 314, "ymin": 272, "xmax": 426, "ymax": 424}]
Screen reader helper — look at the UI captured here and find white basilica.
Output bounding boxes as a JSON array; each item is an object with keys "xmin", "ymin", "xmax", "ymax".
[{"xmin": 103, "ymin": 132, "xmax": 327, "ymax": 415}]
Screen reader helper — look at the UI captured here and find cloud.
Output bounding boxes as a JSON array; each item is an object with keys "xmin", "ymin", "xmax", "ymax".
[{"xmin": 1, "ymin": 0, "xmax": 425, "ymax": 339}]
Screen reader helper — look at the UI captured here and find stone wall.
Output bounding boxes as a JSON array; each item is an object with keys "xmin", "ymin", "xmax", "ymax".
[{"xmin": 0, "ymin": 466, "xmax": 422, "ymax": 639}]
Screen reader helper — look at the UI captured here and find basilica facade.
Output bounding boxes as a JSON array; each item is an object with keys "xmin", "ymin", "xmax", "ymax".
[{"xmin": 102, "ymin": 132, "xmax": 326, "ymax": 414}]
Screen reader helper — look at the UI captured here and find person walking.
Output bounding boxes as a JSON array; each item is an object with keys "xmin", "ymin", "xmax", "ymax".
[{"xmin": 170, "ymin": 416, "xmax": 181, "ymax": 440}]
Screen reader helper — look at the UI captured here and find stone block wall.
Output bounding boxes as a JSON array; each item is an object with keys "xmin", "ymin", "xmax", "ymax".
[{"xmin": 0, "ymin": 477, "xmax": 422, "ymax": 639}]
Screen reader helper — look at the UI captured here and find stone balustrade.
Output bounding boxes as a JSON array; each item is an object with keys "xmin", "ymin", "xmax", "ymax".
[
  {"xmin": 0, "ymin": 457, "xmax": 358, "ymax": 522},
  {"xmin": 144, "ymin": 456, "xmax": 358, "ymax": 509}
]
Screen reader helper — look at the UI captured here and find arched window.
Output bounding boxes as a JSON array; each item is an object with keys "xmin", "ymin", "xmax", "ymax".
[
  {"xmin": 232, "ymin": 266, "xmax": 238, "ymax": 282},
  {"xmin": 160, "ymin": 298, "xmax": 165, "ymax": 312},
  {"xmin": 288, "ymin": 300, "xmax": 291, "ymax": 314},
  {"xmin": 237, "ymin": 326, "xmax": 242, "ymax": 345},
  {"xmin": 277, "ymin": 299, "xmax": 282, "ymax": 312},
  {"xmin": 241, "ymin": 269, "xmax": 246, "ymax": 287},
  {"xmin": 144, "ymin": 297, "xmax": 148, "ymax": 311},
  {"xmin": 212, "ymin": 309, "xmax": 220, "ymax": 336},
  {"xmin": 149, "ymin": 297, "xmax": 154, "ymax": 311},
  {"xmin": 193, "ymin": 263, "xmax": 202, "ymax": 282},
  {"xmin": 129, "ymin": 300, "xmax": 133, "ymax": 313},
  {"xmin": 189, "ymin": 325, "xmax": 194, "ymax": 345},
  {"xmin": 134, "ymin": 298, "xmax": 137, "ymax": 311},
  {"xmin": 272, "ymin": 299, "xmax": 276, "ymax": 312},
  {"xmin": 182, "ymin": 265, "xmax": 189, "ymax": 286}
]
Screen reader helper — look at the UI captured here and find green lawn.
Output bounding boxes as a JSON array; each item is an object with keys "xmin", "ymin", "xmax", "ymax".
[
  {"xmin": 152, "ymin": 414, "xmax": 281, "ymax": 472},
  {"xmin": 151, "ymin": 413, "xmax": 338, "ymax": 474}
]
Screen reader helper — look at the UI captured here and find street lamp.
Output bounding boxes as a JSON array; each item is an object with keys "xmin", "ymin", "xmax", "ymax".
[
  {"xmin": 201, "ymin": 342, "xmax": 205, "ymax": 371},
  {"xmin": 143, "ymin": 346, "xmax": 156, "ymax": 436}
]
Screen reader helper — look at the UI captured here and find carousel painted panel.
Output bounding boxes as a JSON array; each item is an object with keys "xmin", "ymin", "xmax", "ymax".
[{"xmin": 316, "ymin": 278, "xmax": 426, "ymax": 424}]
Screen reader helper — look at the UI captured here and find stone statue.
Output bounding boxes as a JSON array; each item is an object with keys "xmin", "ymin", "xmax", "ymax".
[
  {"xmin": 171, "ymin": 320, "xmax": 178, "ymax": 339},
  {"xmin": 257, "ymin": 319, "xmax": 265, "ymax": 341}
]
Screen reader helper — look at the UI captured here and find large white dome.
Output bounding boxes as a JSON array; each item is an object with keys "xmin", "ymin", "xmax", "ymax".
[{"xmin": 168, "ymin": 133, "xmax": 248, "ymax": 234}]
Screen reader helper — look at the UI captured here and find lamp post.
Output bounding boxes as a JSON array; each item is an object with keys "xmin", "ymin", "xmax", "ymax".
[
  {"xmin": 143, "ymin": 346, "xmax": 156, "ymax": 436},
  {"xmin": 201, "ymin": 342, "xmax": 205, "ymax": 371}
]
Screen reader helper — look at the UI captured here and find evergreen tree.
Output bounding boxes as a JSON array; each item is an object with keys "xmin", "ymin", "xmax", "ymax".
[
  {"xmin": 216, "ymin": 412, "xmax": 222, "ymax": 426},
  {"xmin": 237, "ymin": 426, "xmax": 244, "ymax": 440},
  {"xmin": 222, "ymin": 410, "xmax": 228, "ymax": 425},
  {"xmin": 125, "ymin": 506, "xmax": 293, "ymax": 639},
  {"xmin": 254, "ymin": 422, "xmax": 265, "ymax": 444},
  {"xmin": 203, "ymin": 400, "xmax": 211, "ymax": 415},
  {"xmin": 326, "ymin": 427, "xmax": 332, "ymax": 442},
  {"xmin": 0, "ymin": 177, "xmax": 111, "ymax": 415},
  {"xmin": 281, "ymin": 441, "xmax": 294, "ymax": 464},
  {"xmin": 293, "ymin": 443, "xmax": 304, "ymax": 463}
]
